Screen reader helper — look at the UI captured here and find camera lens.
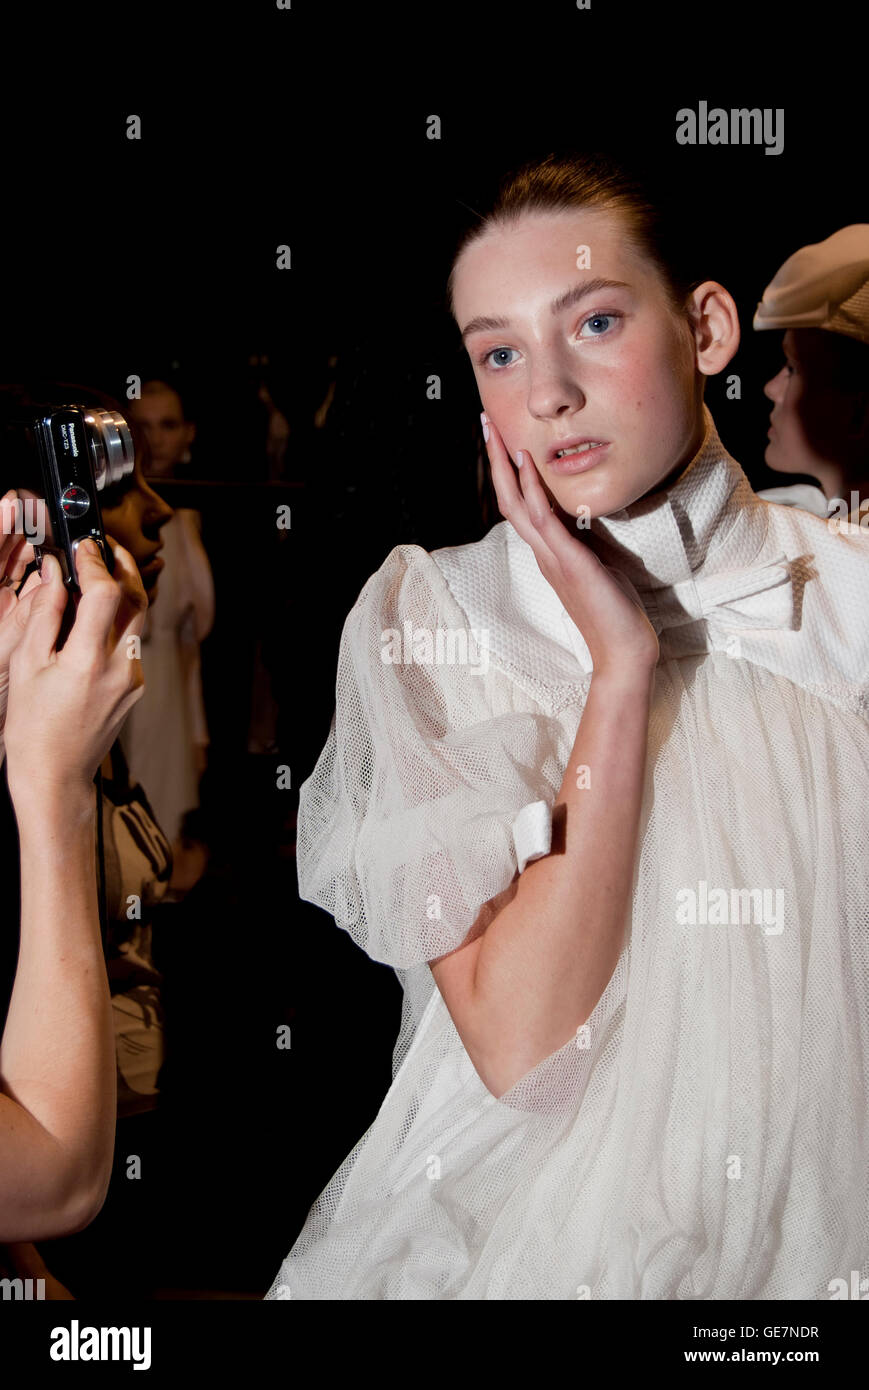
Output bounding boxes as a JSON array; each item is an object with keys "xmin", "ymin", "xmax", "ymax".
[{"xmin": 84, "ymin": 408, "xmax": 135, "ymax": 491}]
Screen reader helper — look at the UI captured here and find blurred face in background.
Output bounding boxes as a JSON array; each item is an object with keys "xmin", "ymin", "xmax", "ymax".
[
  {"xmin": 129, "ymin": 387, "xmax": 195, "ymax": 477},
  {"xmin": 763, "ymin": 329, "xmax": 869, "ymax": 496}
]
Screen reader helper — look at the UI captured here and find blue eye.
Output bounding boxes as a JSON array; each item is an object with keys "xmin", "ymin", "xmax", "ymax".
[
  {"xmin": 579, "ymin": 313, "xmax": 618, "ymax": 337},
  {"xmin": 475, "ymin": 310, "xmax": 622, "ymax": 369},
  {"xmin": 480, "ymin": 347, "xmax": 519, "ymax": 370}
]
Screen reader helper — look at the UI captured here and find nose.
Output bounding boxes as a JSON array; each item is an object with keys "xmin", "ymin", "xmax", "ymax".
[
  {"xmin": 144, "ymin": 483, "xmax": 174, "ymax": 529},
  {"xmin": 763, "ymin": 365, "xmax": 788, "ymax": 404},
  {"xmin": 525, "ymin": 350, "xmax": 587, "ymax": 421},
  {"xmin": 135, "ymin": 424, "xmax": 158, "ymax": 460}
]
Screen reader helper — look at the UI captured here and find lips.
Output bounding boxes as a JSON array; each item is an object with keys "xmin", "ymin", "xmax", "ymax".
[
  {"xmin": 548, "ymin": 441, "xmax": 611, "ymax": 476},
  {"xmin": 547, "ymin": 436, "xmax": 609, "ymax": 465},
  {"xmin": 140, "ymin": 552, "xmax": 165, "ymax": 581}
]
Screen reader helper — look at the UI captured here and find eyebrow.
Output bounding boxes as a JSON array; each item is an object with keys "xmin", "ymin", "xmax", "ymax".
[{"xmin": 460, "ymin": 277, "xmax": 632, "ymax": 342}]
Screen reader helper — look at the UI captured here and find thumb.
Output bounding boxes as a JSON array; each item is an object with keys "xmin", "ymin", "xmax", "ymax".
[{"xmin": 13, "ymin": 554, "xmax": 69, "ymax": 670}]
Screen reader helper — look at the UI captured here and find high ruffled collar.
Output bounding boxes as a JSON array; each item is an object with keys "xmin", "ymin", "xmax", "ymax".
[
  {"xmin": 583, "ymin": 403, "xmax": 769, "ymax": 591},
  {"xmin": 497, "ymin": 403, "xmax": 796, "ymax": 667},
  {"xmin": 434, "ymin": 404, "xmax": 799, "ymax": 693}
]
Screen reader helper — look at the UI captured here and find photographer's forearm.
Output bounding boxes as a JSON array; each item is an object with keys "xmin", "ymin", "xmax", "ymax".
[
  {"xmin": 468, "ymin": 667, "xmax": 654, "ymax": 1095},
  {"xmin": 0, "ymin": 788, "xmax": 116, "ymax": 1238}
]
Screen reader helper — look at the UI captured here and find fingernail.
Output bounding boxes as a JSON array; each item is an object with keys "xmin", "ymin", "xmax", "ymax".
[
  {"xmin": 81, "ymin": 538, "xmax": 99, "ymax": 554},
  {"xmin": 516, "ymin": 450, "xmax": 525, "ymax": 467},
  {"xmin": 480, "ymin": 412, "xmax": 489, "ymax": 443},
  {"xmin": 41, "ymin": 553, "xmax": 56, "ymax": 582}
]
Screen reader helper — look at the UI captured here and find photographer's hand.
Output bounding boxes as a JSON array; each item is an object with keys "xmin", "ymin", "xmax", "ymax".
[
  {"xmin": 0, "ymin": 489, "xmax": 40, "ymax": 753},
  {"xmin": 4, "ymin": 535, "xmax": 147, "ymax": 805}
]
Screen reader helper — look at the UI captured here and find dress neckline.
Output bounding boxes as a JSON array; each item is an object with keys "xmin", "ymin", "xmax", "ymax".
[
  {"xmin": 499, "ymin": 404, "xmax": 785, "ymax": 667},
  {"xmin": 579, "ymin": 403, "xmax": 770, "ymax": 591}
]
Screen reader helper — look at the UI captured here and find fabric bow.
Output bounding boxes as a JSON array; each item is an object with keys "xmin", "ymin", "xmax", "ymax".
[
  {"xmin": 648, "ymin": 553, "xmax": 795, "ymax": 632},
  {"xmin": 559, "ymin": 553, "xmax": 796, "ymax": 667},
  {"xmin": 646, "ymin": 552, "xmax": 796, "ymax": 660}
]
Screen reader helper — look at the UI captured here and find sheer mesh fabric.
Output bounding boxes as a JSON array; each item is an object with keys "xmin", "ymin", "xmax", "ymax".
[{"xmin": 267, "ymin": 408, "xmax": 869, "ymax": 1299}]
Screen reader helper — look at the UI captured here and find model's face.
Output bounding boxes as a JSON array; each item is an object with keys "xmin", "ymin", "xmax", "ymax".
[
  {"xmin": 452, "ymin": 209, "xmax": 703, "ymax": 521},
  {"xmin": 100, "ymin": 455, "xmax": 174, "ymax": 601},
  {"xmin": 129, "ymin": 390, "xmax": 194, "ymax": 475},
  {"xmin": 763, "ymin": 329, "xmax": 859, "ymax": 486}
]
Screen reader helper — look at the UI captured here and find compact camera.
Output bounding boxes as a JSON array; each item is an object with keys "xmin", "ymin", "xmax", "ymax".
[{"xmin": 1, "ymin": 402, "xmax": 135, "ymax": 591}]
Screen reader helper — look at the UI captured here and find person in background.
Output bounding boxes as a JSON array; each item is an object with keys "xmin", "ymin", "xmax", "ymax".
[
  {"xmin": 131, "ymin": 377, "xmax": 197, "ymax": 481},
  {"xmin": 124, "ymin": 379, "xmax": 215, "ymax": 892},
  {"xmin": 753, "ymin": 225, "xmax": 869, "ymax": 523},
  {"xmin": 92, "ymin": 439, "xmax": 176, "ymax": 1117}
]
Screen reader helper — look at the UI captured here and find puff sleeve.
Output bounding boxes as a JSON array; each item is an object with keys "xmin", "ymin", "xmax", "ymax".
[{"xmin": 296, "ymin": 543, "xmax": 566, "ymax": 970}]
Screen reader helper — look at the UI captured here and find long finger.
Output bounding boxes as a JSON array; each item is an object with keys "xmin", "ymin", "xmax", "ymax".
[
  {"xmin": 2, "ymin": 535, "xmax": 36, "ymax": 584},
  {"xmin": 513, "ymin": 446, "xmax": 580, "ymax": 557},
  {"xmin": 0, "ymin": 564, "xmax": 41, "ymax": 657},
  {"xmin": 482, "ymin": 414, "xmax": 554, "ymax": 557},
  {"xmin": 481, "ymin": 412, "xmax": 524, "ymax": 517},
  {"xmin": 0, "ymin": 493, "xmax": 24, "ymax": 572},
  {"xmin": 0, "ymin": 567, "xmax": 43, "ymax": 631},
  {"xmin": 11, "ymin": 553, "xmax": 69, "ymax": 670},
  {"xmin": 483, "ymin": 414, "xmax": 558, "ymax": 561},
  {"xmin": 0, "ymin": 578, "xmax": 41, "ymax": 644},
  {"xmin": 102, "ymin": 536, "xmax": 148, "ymax": 651},
  {"xmin": 61, "ymin": 540, "xmax": 123, "ymax": 660},
  {"xmin": 16, "ymin": 569, "xmax": 43, "ymax": 602}
]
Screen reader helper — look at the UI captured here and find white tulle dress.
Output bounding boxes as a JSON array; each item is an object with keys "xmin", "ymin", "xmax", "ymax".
[{"xmin": 266, "ymin": 404, "xmax": 869, "ymax": 1300}]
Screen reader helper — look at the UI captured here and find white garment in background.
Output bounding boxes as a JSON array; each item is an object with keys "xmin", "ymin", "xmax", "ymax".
[
  {"xmin": 755, "ymin": 482, "xmax": 832, "ymax": 516},
  {"xmin": 120, "ymin": 509, "xmax": 215, "ymax": 845},
  {"xmin": 266, "ymin": 404, "xmax": 869, "ymax": 1300}
]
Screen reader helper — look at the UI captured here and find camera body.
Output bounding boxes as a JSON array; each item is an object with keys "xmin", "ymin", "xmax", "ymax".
[{"xmin": 1, "ymin": 402, "xmax": 135, "ymax": 590}]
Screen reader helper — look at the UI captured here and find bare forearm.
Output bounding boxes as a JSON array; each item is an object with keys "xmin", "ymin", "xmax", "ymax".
[
  {"xmin": 0, "ymin": 788, "xmax": 116, "ymax": 1236},
  {"xmin": 470, "ymin": 666, "xmax": 655, "ymax": 1096}
]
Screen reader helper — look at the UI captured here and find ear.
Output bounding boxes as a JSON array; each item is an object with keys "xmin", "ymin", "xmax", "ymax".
[
  {"xmin": 686, "ymin": 281, "xmax": 741, "ymax": 377},
  {"xmin": 183, "ymin": 422, "xmax": 196, "ymax": 446}
]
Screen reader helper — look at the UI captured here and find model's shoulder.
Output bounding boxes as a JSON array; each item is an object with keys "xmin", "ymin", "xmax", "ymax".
[
  {"xmin": 428, "ymin": 521, "xmax": 511, "ymax": 600},
  {"xmin": 347, "ymin": 528, "xmax": 507, "ymax": 625},
  {"xmin": 353, "ymin": 538, "xmax": 449, "ymax": 595},
  {"xmin": 430, "ymin": 521, "xmax": 510, "ymax": 571},
  {"xmin": 762, "ymin": 497, "xmax": 869, "ymax": 691},
  {"xmin": 365, "ymin": 525, "xmax": 506, "ymax": 579}
]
